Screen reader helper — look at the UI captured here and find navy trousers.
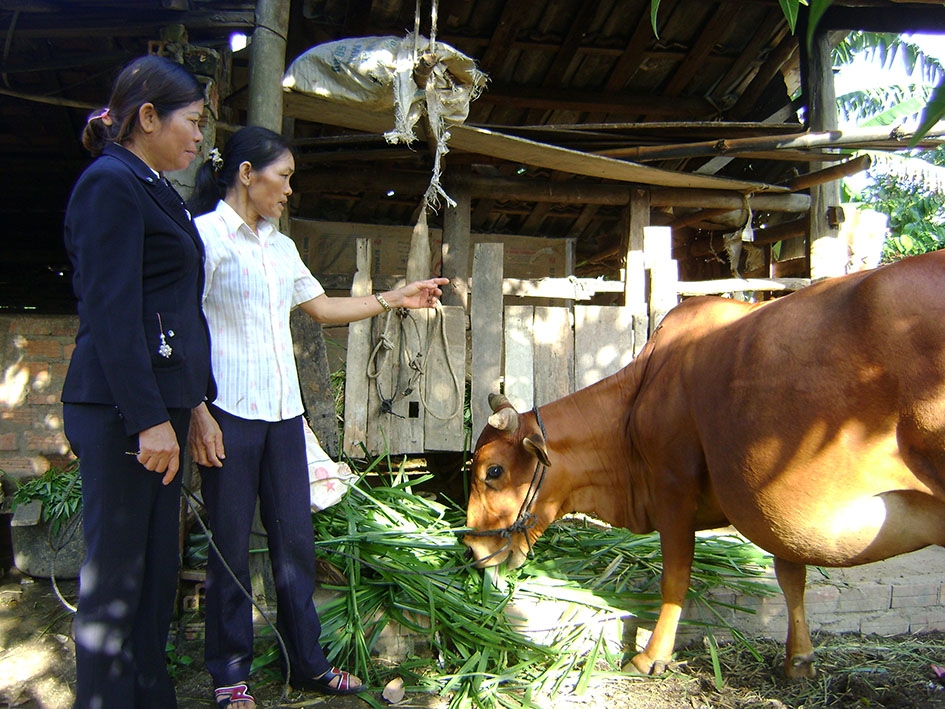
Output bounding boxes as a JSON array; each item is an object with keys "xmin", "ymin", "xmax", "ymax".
[
  {"xmin": 198, "ymin": 406, "xmax": 331, "ymax": 687},
  {"xmin": 64, "ymin": 403, "xmax": 190, "ymax": 709}
]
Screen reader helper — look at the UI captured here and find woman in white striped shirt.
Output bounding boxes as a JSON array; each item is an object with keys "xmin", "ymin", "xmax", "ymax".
[{"xmin": 187, "ymin": 126, "xmax": 446, "ymax": 709}]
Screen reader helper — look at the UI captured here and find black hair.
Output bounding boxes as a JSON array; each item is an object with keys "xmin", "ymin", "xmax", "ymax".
[
  {"xmin": 188, "ymin": 126, "xmax": 294, "ymax": 217},
  {"xmin": 82, "ymin": 55, "xmax": 204, "ymax": 157}
]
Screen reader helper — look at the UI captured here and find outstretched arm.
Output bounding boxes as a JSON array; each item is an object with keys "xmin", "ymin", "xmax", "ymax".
[{"xmin": 299, "ymin": 277, "xmax": 448, "ymax": 324}]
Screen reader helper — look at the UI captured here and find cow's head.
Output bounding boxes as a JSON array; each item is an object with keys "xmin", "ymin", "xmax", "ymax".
[{"xmin": 463, "ymin": 393, "xmax": 552, "ymax": 569}]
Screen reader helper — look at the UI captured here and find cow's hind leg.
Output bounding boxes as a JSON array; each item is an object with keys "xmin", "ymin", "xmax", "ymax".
[{"xmin": 774, "ymin": 556, "xmax": 816, "ymax": 679}]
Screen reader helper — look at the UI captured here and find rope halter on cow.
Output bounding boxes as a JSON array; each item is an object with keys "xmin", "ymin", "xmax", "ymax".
[{"xmin": 465, "ymin": 403, "xmax": 549, "ymax": 562}]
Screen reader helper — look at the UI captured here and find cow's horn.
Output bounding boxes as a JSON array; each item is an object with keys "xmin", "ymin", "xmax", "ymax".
[
  {"xmin": 488, "ymin": 393, "xmax": 512, "ymax": 412},
  {"xmin": 488, "ymin": 407, "xmax": 519, "ymax": 433}
]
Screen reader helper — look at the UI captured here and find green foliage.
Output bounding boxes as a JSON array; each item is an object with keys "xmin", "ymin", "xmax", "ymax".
[
  {"xmin": 164, "ymin": 641, "xmax": 194, "ymax": 679},
  {"xmin": 305, "ymin": 469, "xmax": 774, "ymax": 708},
  {"xmin": 834, "ymin": 31, "xmax": 944, "ymax": 84},
  {"xmin": 915, "ymin": 78, "xmax": 945, "ymax": 148},
  {"xmin": 858, "ymin": 147, "xmax": 945, "ymax": 262},
  {"xmin": 7, "ymin": 461, "xmax": 82, "ymax": 535}
]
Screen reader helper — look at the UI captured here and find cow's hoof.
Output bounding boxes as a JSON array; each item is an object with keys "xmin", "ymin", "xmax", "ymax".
[
  {"xmin": 785, "ymin": 653, "xmax": 817, "ymax": 679},
  {"xmin": 624, "ymin": 653, "xmax": 669, "ymax": 676}
]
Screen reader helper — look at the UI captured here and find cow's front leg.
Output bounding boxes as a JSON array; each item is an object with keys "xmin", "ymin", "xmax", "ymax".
[
  {"xmin": 627, "ymin": 529, "xmax": 695, "ymax": 675},
  {"xmin": 774, "ymin": 556, "xmax": 816, "ymax": 678}
]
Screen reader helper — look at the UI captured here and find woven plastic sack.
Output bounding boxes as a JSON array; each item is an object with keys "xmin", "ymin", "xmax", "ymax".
[
  {"xmin": 284, "ymin": 36, "xmax": 405, "ymax": 111},
  {"xmin": 303, "ymin": 418, "xmax": 356, "ymax": 512},
  {"xmin": 284, "ymin": 34, "xmax": 486, "ymax": 210},
  {"xmin": 283, "ymin": 34, "xmax": 486, "ymax": 137}
]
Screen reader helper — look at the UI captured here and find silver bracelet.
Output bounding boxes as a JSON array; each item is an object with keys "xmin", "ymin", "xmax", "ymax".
[{"xmin": 375, "ymin": 293, "xmax": 392, "ymax": 312}]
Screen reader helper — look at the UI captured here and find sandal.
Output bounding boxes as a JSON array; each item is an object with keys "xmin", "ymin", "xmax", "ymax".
[
  {"xmin": 292, "ymin": 666, "xmax": 366, "ymax": 696},
  {"xmin": 214, "ymin": 682, "xmax": 256, "ymax": 708}
]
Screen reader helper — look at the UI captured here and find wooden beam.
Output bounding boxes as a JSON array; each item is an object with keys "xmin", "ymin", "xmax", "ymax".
[
  {"xmin": 648, "ymin": 189, "xmax": 809, "ymax": 211},
  {"xmin": 284, "ymin": 90, "xmax": 781, "ymax": 191},
  {"xmin": 294, "ymin": 170, "xmax": 809, "ymax": 211},
  {"xmin": 448, "ymin": 124, "xmax": 779, "ymax": 191},
  {"xmin": 5, "ymin": 12, "xmax": 255, "ymax": 39},
  {"xmin": 779, "ymin": 154, "xmax": 871, "ymax": 192},
  {"xmin": 599, "ymin": 126, "xmax": 945, "ymax": 162},
  {"xmin": 677, "ymin": 277, "xmax": 809, "ymax": 296},
  {"xmin": 751, "ymin": 218, "xmax": 807, "ymax": 245},
  {"xmin": 821, "ymin": 5, "xmax": 945, "ymax": 32},
  {"xmin": 480, "ymin": 84, "xmax": 715, "ymax": 118}
]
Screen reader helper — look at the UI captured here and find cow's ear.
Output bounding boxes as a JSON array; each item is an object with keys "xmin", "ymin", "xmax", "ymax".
[
  {"xmin": 523, "ymin": 435, "xmax": 551, "ymax": 467},
  {"xmin": 488, "ymin": 407, "xmax": 519, "ymax": 433}
]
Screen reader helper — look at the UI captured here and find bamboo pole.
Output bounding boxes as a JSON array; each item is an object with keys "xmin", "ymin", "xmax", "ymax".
[
  {"xmin": 779, "ymin": 154, "xmax": 871, "ymax": 192},
  {"xmin": 668, "ymin": 157, "xmax": 868, "ymax": 232},
  {"xmin": 597, "ymin": 127, "xmax": 944, "ymax": 162}
]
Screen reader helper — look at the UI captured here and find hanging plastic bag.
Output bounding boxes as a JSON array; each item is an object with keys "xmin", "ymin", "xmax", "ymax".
[
  {"xmin": 283, "ymin": 34, "xmax": 484, "ymax": 128},
  {"xmin": 303, "ymin": 418, "xmax": 356, "ymax": 512},
  {"xmin": 283, "ymin": 34, "xmax": 487, "ymax": 210}
]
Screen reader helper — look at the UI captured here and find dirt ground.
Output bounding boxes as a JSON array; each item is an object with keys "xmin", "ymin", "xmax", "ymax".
[{"xmin": 5, "ymin": 561, "xmax": 945, "ymax": 709}]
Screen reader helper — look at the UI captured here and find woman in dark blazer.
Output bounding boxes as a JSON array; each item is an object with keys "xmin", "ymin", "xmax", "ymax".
[{"xmin": 61, "ymin": 55, "xmax": 219, "ymax": 709}]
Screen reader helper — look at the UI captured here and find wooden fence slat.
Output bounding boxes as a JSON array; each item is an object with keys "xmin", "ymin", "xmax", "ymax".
[
  {"xmin": 649, "ymin": 259, "xmax": 679, "ymax": 334},
  {"xmin": 366, "ymin": 311, "xmax": 425, "ymax": 455},
  {"xmin": 574, "ymin": 306, "xmax": 635, "ymax": 389},
  {"xmin": 533, "ymin": 306, "xmax": 573, "ymax": 405},
  {"xmin": 422, "ymin": 306, "xmax": 467, "ymax": 451},
  {"xmin": 505, "ymin": 305, "xmax": 535, "ymax": 413},
  {"xmin": 471, "ymin": 243, "xmax": 505, "ymax": 440},
  {"xmin": 342, "ymin": 239, "xmax": 373, "ymax": 458}
]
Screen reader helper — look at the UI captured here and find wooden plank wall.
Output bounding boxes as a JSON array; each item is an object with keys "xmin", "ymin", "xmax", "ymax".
[
  {"xmin": 343, "ymin": 228, "xmax": 810, "ymax": 454},
  {"xmin": 343, "ymin": 238, "xmax": 467, "ymax": 458},
  {"xmin": 470, "ymin": 242, "xmax": 654, "ymax": 441}
]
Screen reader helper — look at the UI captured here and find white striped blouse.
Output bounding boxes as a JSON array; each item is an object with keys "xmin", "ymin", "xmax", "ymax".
[{"xmin": 196, "ymin": 200, "xmax": 324, "ymax": 422}]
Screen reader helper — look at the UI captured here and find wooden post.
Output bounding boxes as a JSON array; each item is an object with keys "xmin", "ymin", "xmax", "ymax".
[
  {"xmin": 245, "ymin": 0, "xmax": 295, "ymax": 611},
  {"xmin": 645, "ymin": 226, "xmax": 678, "ymax": 333},
  {"xmin": 806, "ymin": 28, "xmax": 846, "ymax": 279},
  {"xmin": 627, "ymin": 188, "xmax": 649, "ymax": 355},
  {"xmin": 470, "ymin": 243, "xmax": 504, "ymax": 440},
  {"xmin": 504, "ymin": 305, "xmax": 534, "ymax": 412},
  {"xmin": 442, "ymin": 178, "xmax": 471, "ymax": 310},
  {"xmin": 533, "ymin": 305, "xmax": 573, "ymax": 405},
  {"xmin": 421, "ymin": 306, "xmax": 467, "ymax": 451},
  {"xmin": 248, "ymin": 0, "xmax": 289, "ymax": 129},
  {"xmin": 343, "ymin": 239, "xmax": 374, "ymax": 458}
]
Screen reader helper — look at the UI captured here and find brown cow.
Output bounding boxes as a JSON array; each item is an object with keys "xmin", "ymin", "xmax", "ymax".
[{"xmin": 464, "ymin": 250, "xmax": 945, "ymax": 679}]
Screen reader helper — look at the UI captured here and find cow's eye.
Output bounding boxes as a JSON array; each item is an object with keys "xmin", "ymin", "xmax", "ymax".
[{"xmin": 485, "ymin": 465, "xmax": 503, "ymax": 480}]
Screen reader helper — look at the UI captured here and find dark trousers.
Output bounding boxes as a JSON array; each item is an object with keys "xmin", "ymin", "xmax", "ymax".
[
  {"xmin": 64, "ymin": 403, "xmax": 190, "ymax": 709},
  {"xmin": 198, "ymin": 406, "xmax": 330, "ymax": 687}
]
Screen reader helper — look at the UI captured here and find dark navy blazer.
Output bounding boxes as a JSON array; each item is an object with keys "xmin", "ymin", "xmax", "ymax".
[{"xmin": 62, "ymin": 143, "xmax": 216, "ymax": 436}]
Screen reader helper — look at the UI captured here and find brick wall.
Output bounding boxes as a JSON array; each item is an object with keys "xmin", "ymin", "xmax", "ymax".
[{"xmin": 0, "ymin": 314, "xmax": 78, "ymax": 491}]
